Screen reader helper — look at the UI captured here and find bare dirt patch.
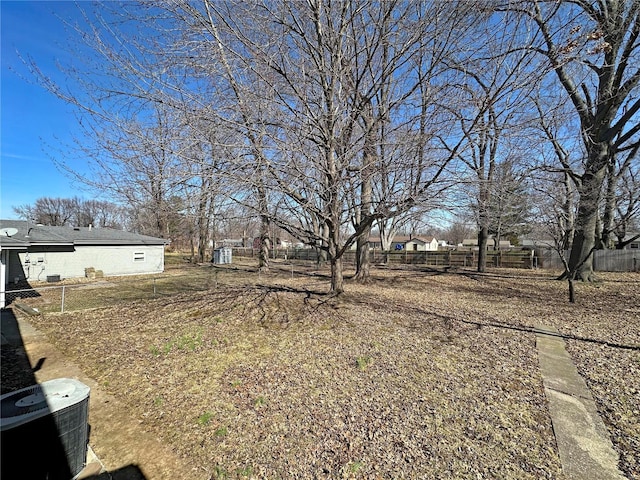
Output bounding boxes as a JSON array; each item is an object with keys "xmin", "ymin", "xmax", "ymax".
[{"xmin": 27, "ymin": 263, "xmax": 639, "ymax": 479}]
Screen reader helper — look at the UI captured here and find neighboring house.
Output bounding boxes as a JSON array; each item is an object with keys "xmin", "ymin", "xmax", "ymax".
[
  {"xmin": 521, "ymin": 235, "xmax": 640, "ymax": 250},
  {"xmin": 252, "ymin": 237, "xmax": 290, "ymax": 249},
  {"xmin": 619, "ymin": 233, "xmax": 640, "ymax": 250},
  {"xmin": 462, "ymin": 237, "xmax": 512, "ymax": 249},
  {"xmin": 391, "ymin": 236, "xmax": 439, "ymax": 252},
  {"xmin": 366, "ymin": 237, "xmax": 384, "ymax": 249},
  {"xmin": 348, "ymin": 236, "xmax": 438, "ymax": 251},
  {"xmin": 217, "ymin": 239, "xmax": 245, "ymax": 248},
  {"xmin": 0, "ymin": 220, "xmax": 168, "ymax": 308},
  {"xmin": 521, "ymin": 238, "xmax": 556, "ymax": 250}
]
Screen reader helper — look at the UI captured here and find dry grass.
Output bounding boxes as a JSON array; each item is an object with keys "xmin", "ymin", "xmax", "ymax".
[{"xmin": 28, "ymin": 261, "xmax": 639, "ymax": 479}]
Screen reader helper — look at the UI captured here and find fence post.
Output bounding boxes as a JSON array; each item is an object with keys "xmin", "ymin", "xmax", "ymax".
[{"xmin": 61, "ymin": 286, "xmax": 65, "ymax": 313}]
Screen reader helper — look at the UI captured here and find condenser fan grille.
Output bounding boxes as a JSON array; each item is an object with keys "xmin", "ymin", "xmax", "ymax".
[
  {"xmin": 1, "ymin": 378, "xmax": 90, "ymax": 479},
  {"xmin": 0, "ymin": 385, "xmax": 49, "ymax": 417}
]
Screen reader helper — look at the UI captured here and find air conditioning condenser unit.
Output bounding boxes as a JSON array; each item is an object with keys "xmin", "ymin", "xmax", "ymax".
[{"xmin": 1, "ymin": 378, "xmax": 90, "ymax": 479}]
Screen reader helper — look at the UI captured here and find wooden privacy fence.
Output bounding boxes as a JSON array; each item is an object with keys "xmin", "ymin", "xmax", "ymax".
[
  {"xmin": 536, "ymin": 249, "xmax": 640, "ymax": 272},
  {"xmin": 232, "ymin": 247, "xmax": 536, "ymax": 269}
]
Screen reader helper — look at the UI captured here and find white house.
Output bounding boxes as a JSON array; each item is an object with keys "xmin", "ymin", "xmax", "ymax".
[
  {"xmin": 0, "ymin": 220, "xmax": 168, "ymax": 308},
  {"xmin": 391, "ymin": 236, "xmax": 439, "ymax": 252},
  {"xmin": 619, "ymin": 233, "xmax": 640, "ymax": 250}
]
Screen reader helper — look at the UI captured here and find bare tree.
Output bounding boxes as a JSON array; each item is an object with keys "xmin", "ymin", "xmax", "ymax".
[
  {"xmin": 613, "ymin": 151, "xmax": 640, "ymax": 248},
  {"xmin": 13, "ymin": 196, "xmax": 124, "ymax": 228},
  {"xmin": 25, "ymin": 3, "xmax": 214, "ymax": 242},
  {"xmin": 442, "ymin": 9, "xmax": 535, "ymax": 272},
  {"xmin": 530, "ymin": 88, "xmax": 581, "ymax": 253},
  {"xmin": 351, "ymin": 1, "xmax": 476, "ymax": 277},
  {"xmin": 487, "ymin": 161, "xmax": 532, "ymax": 247},
  {"xmin": 443, "ymin": 221, "xmax": 475, "ymax": 247},
  {"xmin": 600, "ymin": 144, "xmax": 640, "ymax": 248},
  {"xmin": 13, "ymin": 197, "xmax": 74, "ymax": 226},
  {"xmin": 28, "ymin": 1, "xmax": 602, "ymax": 293},
  {"xmin": 193, "ymin": 1, "xmax": 476, "ymax": 292},
  {"xmin": 512, "ymin": 0, "xmax": 640, "ymax": 281}
]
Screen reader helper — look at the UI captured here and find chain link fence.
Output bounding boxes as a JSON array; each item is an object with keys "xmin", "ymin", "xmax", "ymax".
[
  {"xmin": 4, "ymin": 249, "xmax": 638, "ymax": 314},
  {"xmin": 3, "ymin": 268, "xmax": 233, "ymax": 314}
]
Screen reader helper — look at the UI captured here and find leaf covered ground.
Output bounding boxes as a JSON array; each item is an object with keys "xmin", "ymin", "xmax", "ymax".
[{"xmin": 28, "ymin": 263, "xmax": 639, "ymax": 479}]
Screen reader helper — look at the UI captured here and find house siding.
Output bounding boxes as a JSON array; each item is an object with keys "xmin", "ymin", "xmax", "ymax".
[
  {"xmin": 15, "ymin": 245, "xmax": 165, "ymax": 281},
  {"xmin": 404, "ymin": 239, "xmax": 439, "ymax": 252}
]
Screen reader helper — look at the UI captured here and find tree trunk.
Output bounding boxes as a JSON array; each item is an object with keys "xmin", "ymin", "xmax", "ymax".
[
  {"xmin": 317, "ymin": 223, "xmax": 328, "ymax": 266},
  {"xmin": 257, "ymin": 180, "xmax": 270, "ymax": 270},
  {"xmin": 377, "ymin": 220, "xmax": 395, "ymax": 264},
  {"xmin": 197, "ymin": 200, "xmax": 209, "ymax": 263},
  {"xmin": 208, "ymin": 190, "xmax": 217, "ymax": 262},
  {"xmin": 197, "ymin": 227, "xmax": 207, "ymax": 263},
  {"xmin": 568, "ymin": 275, "xmax": 576, "ymax": 303},
  {"xmin": 477, "ymin": 226, "xmax": 488, "ymax": 272},
  {"xmin": 196, "ymin": 174, "xmax": 210, "ymax": 263},
  {"xmin": 209, "ymin": 233, "xmax": 216, "ymax": 261},
  {"xmin": 354, "ymin": 105, "xmax": 374, "ymax": 283},
  {"xmin": 568, "ymin": 146, "xmax": 609, "ymax": 281},
  {"xmin": 259, "ymin": 214, "xmax": 270, "ymax": 271},
  {"xmin": 562, "ymin": 172, "xmax": 575, "ymax": 251},
  {"xmin": 328, "ymin": 225, "xmax": 344, "ymax": 293},
  {"xmin": 354, "ymin": 233, "xmax": 371, "ymax": 283},
  {"xmin": 330, "ymin": 256, "xmax": 344, "ymax": 294},
  {"xmin": 600, "ymin": 159, "xmax": 617, "ymax": 250},
  {"xmin": 567, "ymin": 227, "xmax": 597, "ymax": 281}
]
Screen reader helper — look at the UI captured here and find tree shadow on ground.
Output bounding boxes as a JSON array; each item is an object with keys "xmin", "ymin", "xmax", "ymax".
[{"xmin": 344, "ymin": 288, "xmax": 640, "ymax": 351}]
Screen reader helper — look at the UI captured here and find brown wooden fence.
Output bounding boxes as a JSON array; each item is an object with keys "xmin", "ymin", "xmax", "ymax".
[{"xmin": 232, "ymin": 248, "xmax": 536, "ymax": 269}]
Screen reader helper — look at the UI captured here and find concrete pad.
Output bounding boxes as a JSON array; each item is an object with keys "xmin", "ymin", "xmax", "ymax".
[
  {"xmin": 536, "ymin": 325, "xmax": 625, "ymax": 480},
  {"xmin": 76, "ymin": 446, "xmax": 105, "ymax": 478}
]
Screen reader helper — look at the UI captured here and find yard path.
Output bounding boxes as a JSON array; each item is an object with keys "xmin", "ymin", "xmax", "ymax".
[
  {"xmin": 536, "ymin": 325, "xmax": 626, "ymax": 480},
  {"xmin": 2, "ymin": 307, "xmax": 204, "ymax": 480}
]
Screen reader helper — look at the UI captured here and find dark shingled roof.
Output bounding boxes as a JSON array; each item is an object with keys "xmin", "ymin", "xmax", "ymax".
[{"xmin": 0, "ymin": 220, "xmax": 169, "ymax": 249}]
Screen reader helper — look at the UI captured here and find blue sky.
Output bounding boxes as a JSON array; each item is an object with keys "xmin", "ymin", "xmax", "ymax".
[{"xmin": 1, "ymin": 1, "xmax": 91, "ymax": 219}]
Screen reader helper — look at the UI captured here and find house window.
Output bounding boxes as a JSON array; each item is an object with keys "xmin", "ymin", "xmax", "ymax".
[
  {"xmin": 413, "ymin": 244, "xmax": 418, "ymax": 251},
  {"xmin": 630, "ymin": 243, "xmax": 639, "ymax": 249},
  {"xmin": 133, "ymin": 251, "xmax": 146, "ymax": 262}
]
